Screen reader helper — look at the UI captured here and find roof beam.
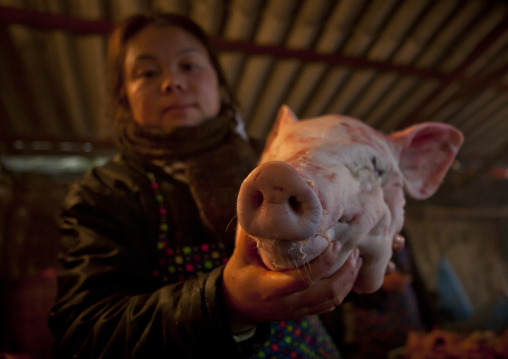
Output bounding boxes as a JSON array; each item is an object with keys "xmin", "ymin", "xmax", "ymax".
[
  {"xmin": 396, "ymin": 14, "xmax": 508, "ymax": 129},
  {"xmin": 4, "ymin": 5, "xmax": 507, "ymax": 90},
  {"xmin": 0, "ymin": 5, "xmax": 445, "ymax": 80},
  {"xmin": 0, "ymin": 6, "xmax": 114, "ymax": 34}
]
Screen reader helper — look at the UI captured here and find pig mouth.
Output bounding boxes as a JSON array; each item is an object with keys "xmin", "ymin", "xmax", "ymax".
[
  {"xmin": 255, "ymin": 230, "xmax": 332, "ymax": 270},
  {"xmin": 254, "ymin": 211, "xmax": 359, "ymax": 272}
]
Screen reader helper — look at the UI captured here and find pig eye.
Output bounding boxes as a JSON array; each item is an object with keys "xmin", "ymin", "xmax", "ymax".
[{"xmin": 371, "ymin": 157, "xmax": 385, "ymax": 178}]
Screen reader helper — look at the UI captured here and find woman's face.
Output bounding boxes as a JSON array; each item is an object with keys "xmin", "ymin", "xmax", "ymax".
[{"xmin": 123, "ymin": 25, "xmax": 221, "ymax": 130}]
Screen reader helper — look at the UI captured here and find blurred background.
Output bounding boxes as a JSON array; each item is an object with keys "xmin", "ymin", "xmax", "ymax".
[{"xmin": 0, "ymin": 0, "xmax": 507, "ymax": 358}]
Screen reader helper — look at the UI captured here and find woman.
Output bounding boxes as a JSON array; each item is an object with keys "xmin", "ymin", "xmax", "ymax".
[{"xmin": 48, "ymin": 12, "xmax": 388, "ymax": 358}]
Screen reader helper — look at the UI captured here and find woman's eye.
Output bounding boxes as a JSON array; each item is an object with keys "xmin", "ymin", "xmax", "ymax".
[
  {"xmin": 371, "ymin": 156, "xmax": 385, "ymax": 177},
  {"xmin": 142, "ymin": 70, "xmax": 157, "ymax": 78},
  {"xmin": 182, "ymin": 62, "xmax": 198, "ymax": 71},
  {"xmin": 140, "ymin": 70, "xmax": 157, "ymax": 78}
]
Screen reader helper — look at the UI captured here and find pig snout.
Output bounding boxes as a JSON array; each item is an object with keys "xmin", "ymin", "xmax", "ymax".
[{"xmin": 237, "ymin": 161, "xmax": 322, "ymax": 242}]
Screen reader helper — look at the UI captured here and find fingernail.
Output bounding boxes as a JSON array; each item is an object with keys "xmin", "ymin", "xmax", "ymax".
[
  {"xmin": 350, "ymin": 248, "xmax": 360, "ymax": 267},
  {"xmin": 332, "ymin": 241, "xmax": 341, "ymax": 253},
  {"xmin": 385, "ymin": 261, "xmax": 395, "ymax": 274},
  {"xmin": 394, "ymin": 234, "xmax": 405, "ymax": 249}
]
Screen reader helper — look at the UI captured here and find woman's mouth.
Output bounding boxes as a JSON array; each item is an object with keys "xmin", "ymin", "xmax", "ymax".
[{"xmin": 162, "ymin": 103, "xmax": 194, "ymax": 113}]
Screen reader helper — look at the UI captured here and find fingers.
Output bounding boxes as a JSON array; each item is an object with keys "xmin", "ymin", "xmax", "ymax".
[
  {"xmin": 386, "ymin": 234, "xmax": 405, "ymax": 274},
  {"xmin": 231, "ymin": 231, "xmax": 362, "ymax": 320},
  {"xmin": 226, "ymin": 233, "xmax": 364, "ymax": 324},
  {"xmin": 233, "ymin": 226, "xmax": 265, "ymax": 266},
  {"xmin": 294, "ymin": 247, "xmax": 362, "ymax": 315},
  {"xmin": 392, "ymin": 234, "xmax": 405, "ymax": 254},
  {"xmin": 385, "ymin": 261, "xmax": 396, "ymax": 275},
  {"xmin": 232, "ymin": 228, "xmax": 320, "ymax": 297},
  {"xmin": 321, "ymin": 247, "xmax": 362, "ymax": 307},
  {"xmin": 232, "ymin": 228, "xmax": 308, "ymax": 297},
  {"xmin": 298, "ymin": 241, "xmax": 343, "ymax": 282},
  {"xmin": 258, "ymin": 240, "xmax": 343, "ymax": 296}
]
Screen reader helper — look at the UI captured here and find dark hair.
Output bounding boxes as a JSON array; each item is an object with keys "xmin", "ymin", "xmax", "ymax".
[{"xmin": 106, "ymin": 12, "xmax": 238, "ymax": 128}]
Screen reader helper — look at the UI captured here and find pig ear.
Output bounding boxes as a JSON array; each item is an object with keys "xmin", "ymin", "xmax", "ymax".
[
  {"xmin": 264, "ymin": 105, "xmax": 299, "ymax": 150},
  {"xmin": 388, "ymin": 123, "xmax": 464, "ymax": 200}
]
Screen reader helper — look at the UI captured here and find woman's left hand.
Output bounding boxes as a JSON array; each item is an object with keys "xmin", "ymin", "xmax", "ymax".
[
  {"xmin": 222, "ymin": 226, "xmax": 362, "ymax": 333},
  {"xmin": 385, "ymin": 233, "xmax": 405, "ymax": 275}
]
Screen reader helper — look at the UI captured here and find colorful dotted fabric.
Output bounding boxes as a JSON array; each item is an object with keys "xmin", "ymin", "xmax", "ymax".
[
  {"xmin": 254, "ymin": 317, "xmax": 341, "ymax": 359},
  {"xmin": 152, "ymin": 241, "xmax": 230, "ymax": 283},
  {"xmin": 147, "ymin": 171, "xmax": 341, "ymax": 358},
  {"xmin": 147, "ymin": 171, "xmax": 230, "ymax": 283}
]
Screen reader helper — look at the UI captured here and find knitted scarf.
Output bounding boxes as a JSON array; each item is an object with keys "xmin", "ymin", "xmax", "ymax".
[{"xmin": 117, "ymin": 113, "xmax": 259, "ymax": 244}]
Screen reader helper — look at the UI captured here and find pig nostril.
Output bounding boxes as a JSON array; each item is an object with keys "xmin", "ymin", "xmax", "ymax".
[
  {"xmin": 252, "ymin": 191, "xmax": 264, "ymax": 209},
  {"xmin": 288, "ymin": 196, "xmax": 302, "ymax": 213},
  {"xmin": 238, "ymin": 161, "xmax": 323, "ymax": 241}
]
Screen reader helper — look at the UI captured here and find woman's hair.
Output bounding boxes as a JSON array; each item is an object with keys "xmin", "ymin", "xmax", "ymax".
[{"xmin": 106, "ymin": 12, "xmax": 238, "ymax": 128}]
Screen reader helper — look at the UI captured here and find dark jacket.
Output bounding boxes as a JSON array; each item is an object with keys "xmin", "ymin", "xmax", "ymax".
[{"xmin": 48, "ymin": 151, "xmax": 268, "ymax": 358}]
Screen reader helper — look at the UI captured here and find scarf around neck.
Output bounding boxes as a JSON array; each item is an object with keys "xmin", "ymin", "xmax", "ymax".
[
  {"xmin": 117, "ymin": 113, "xmax": 259, "ymax": 244},
  {"xmin": 117, "ymin": 113, "xmax": 234, "ymax": 161}
]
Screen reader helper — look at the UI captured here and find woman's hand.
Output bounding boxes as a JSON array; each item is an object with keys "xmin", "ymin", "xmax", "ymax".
[
  {"xmin": 385, "ymin": 234, "xmax": 406, "ymax": 275},
  {"xmin": 222, "ymin": 227, "xmax": 362, "ymax": 333}
]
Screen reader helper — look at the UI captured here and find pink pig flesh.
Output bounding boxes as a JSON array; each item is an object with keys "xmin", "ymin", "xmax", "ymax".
[
  {"xmin": 238, "ymin": 116, "xmax": 403, "ymax": 293},
  {"xmin": 237, "ymin": 106, "xmax": 464, "ymax": 294}
]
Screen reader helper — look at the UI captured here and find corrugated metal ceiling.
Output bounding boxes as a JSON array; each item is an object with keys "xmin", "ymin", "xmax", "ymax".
[{"xmin": 1, "ymin": 0, "xmax": 508, "ymax": 189}]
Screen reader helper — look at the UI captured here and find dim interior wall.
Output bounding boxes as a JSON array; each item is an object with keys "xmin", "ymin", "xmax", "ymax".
[
  {"xmin": 404, "ymin": 202, "xmax": 508, "ymax": 325},
  {"xmin": 496, "ymin": 216, "xmax": 508, "ymax": 264},
  {"xmin": 0, "ymin": 172, "xmax": 77, "ymax": 358},
  {"xmin": 0, "ymin": 173, "xmax": 69, "ymax": 279}
]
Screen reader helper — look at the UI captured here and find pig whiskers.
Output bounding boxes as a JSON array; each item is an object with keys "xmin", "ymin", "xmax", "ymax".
[
  {"xmin": 298, "ymin": 231, "xmax": 330, "ymax": 284},
  {"xmin": 225, "ymin": 215, "xmax": 237, "ymax": 232},
  {"xmin": 319, "ymin": 229, "xmax": 331, "ymax": 246},
  {"xmin": 292, "ymin": 245, "xmax": 313, "ymax": 283}
]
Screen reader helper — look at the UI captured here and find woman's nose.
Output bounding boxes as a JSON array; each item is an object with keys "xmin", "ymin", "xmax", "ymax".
[{"xmin": 161, "ymin": 74, "xmax": 183, "ymax": 92}]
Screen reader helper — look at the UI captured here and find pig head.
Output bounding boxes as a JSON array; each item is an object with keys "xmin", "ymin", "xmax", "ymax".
[{"xmin": 237, "ymin": 105, "xmax": 464, "ymax": 294}]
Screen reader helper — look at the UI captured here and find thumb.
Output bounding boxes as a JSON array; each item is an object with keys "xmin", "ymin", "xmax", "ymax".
[{"xmin": 233, "ymin": 225, "xmax": 264, "ymax": 266}]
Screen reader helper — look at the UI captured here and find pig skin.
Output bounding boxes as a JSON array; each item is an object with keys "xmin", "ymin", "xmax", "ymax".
[{"xmin": 237, "ymin": 105, "xmax": 464, "ymax": 293}]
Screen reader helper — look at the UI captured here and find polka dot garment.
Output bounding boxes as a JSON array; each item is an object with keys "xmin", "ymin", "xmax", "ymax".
[
  {"xmin": 147, "ymin": 171, "xmax": 341, "ymax": 358},
  {"xmin": 153, "ymin": 242, "xmax": 230, "ymax": 283},
  {"xmin": 253, "ymin": 317, "xmax": 340, "ymax": 359},
  {"xmin": 147, "ymin": 171, "xmax": 230, "ymax": 283}
]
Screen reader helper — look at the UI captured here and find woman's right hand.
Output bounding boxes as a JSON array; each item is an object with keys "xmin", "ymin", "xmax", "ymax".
[{"xmin": 222, "ymin": 226, "xmax": 362, "ymax": 333}]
